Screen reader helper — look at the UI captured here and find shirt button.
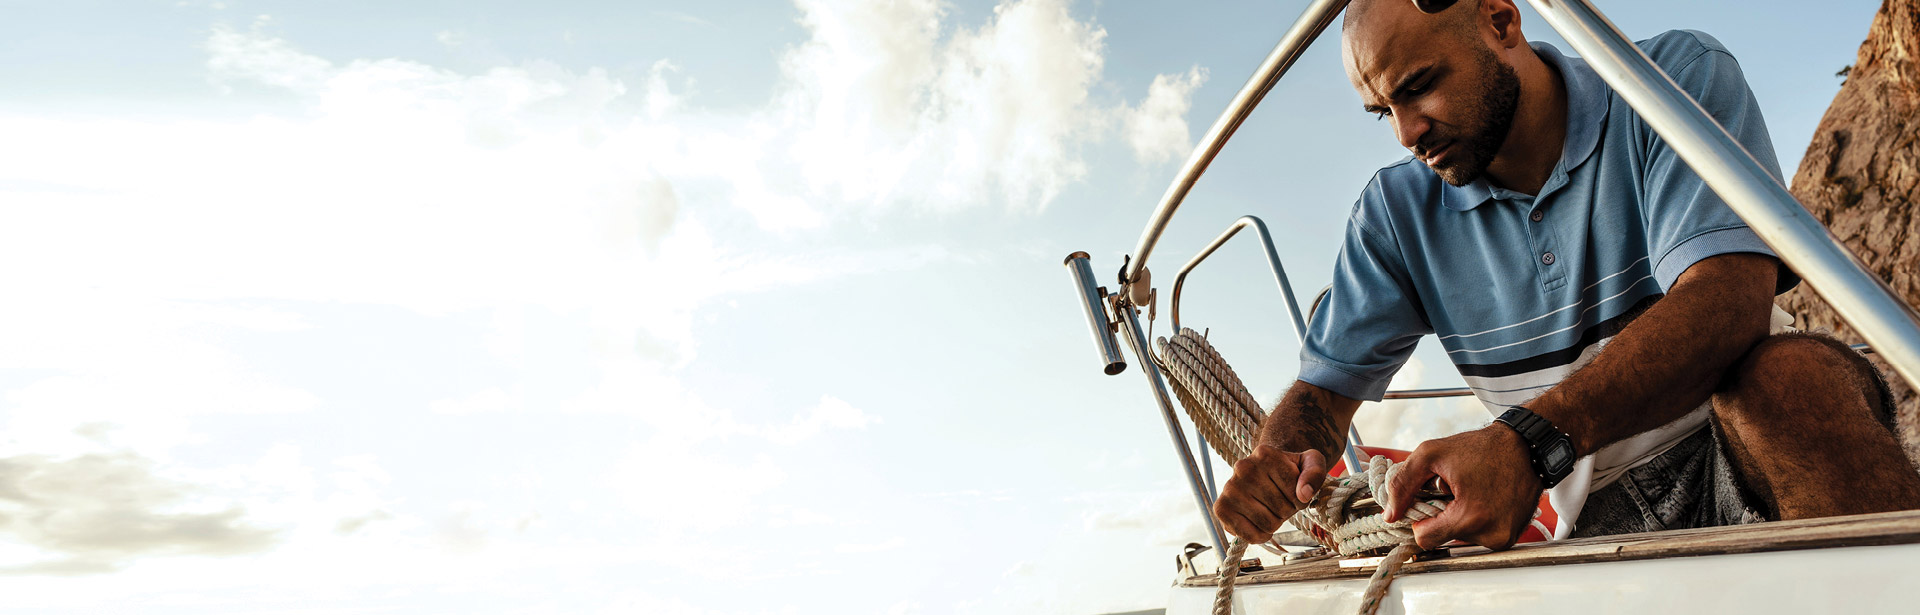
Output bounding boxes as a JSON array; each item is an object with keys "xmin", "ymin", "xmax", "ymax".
[
  {"xmin": 1542, "ymin": 252, "xmax": 1556, "ymax": 265},
  {"xmin": 1531, "ymin": 210, "xmax": 1544, "ymax": 222}
]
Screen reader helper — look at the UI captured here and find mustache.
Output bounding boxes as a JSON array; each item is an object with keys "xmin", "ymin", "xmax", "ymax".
[
  {"xmin": 1410, "ymin": 125, "xmax": 1455, "ymax": 159},
  {"xmin": 1412, "ymin": 137, "xmax": 1452, "ymax": 161}
]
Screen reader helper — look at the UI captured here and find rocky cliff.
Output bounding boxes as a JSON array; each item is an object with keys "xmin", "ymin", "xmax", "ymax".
[{"xmin": 1777, "ymin": 0, "xmax": 1920, "ymax": 455}]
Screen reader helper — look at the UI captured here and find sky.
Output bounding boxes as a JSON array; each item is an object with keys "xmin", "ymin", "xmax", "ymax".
[{"xmin": 0, "ymin": 0, "xmax": 1886, "ymax": 613}]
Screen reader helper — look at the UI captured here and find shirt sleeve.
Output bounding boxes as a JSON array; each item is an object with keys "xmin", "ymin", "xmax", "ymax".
[
  {"xmin": 1639, "ymin": 31, "xmax": 1801, "ymax": 294},
  {"xmin": 1298, "ymin": 205, "xmax": 1431, "ymax": 402}
]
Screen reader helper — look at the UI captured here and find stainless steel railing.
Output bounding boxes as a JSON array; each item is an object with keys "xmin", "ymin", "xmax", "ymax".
[
  {"xmin": 1384, "ymin": 387, "xmax": 1476, "ymax": 400},
  {"xmin": 1168, "ymin": 216, "xmax": 1370, "ymax": 482},
  {"xmin": 1065, "ymin": 251, "xmax": 1233, "ymax": 556},
  {"xmin": 1118, "ymin": 0, "xmax": 1920, "ymax": 389},
  {"xmin": 1122, "ymin": 0, "xmax": 1350, "ymax": 289},
  {"xmin": 1069, "ymin": 0, "xmax": 1920, "ymax": 561},
  {"xmin": 1525, "ymin": 0, "xmax": 1920, "ymax": 390},
  {"xmin": 1169, "ymin": 217, "xmax": 1308, "ymax": 338}
]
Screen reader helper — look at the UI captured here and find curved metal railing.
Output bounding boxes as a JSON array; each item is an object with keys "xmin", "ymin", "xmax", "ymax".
[
  {"xmin": 1070, "ymin": 0, "xmax": 1920, "ymax": 560},
  {"xmin": 1123, "ymin": 0, "xmax": 1350, "ymax": 289}
]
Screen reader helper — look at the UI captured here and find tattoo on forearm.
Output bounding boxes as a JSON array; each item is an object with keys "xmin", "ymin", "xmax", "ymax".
[
  {"xmin": 1266, "ymin": 385, "xmax": 1344, "ymax": 456},
  {"xmin": 1295, "ymin": 402, "xmax": 1342, "ymax": 456}
]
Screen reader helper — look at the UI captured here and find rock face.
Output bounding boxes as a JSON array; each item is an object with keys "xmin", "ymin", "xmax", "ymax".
[{"xmin": 1776, "ymin": 0, "xmax": 1920, "ymax": 454}]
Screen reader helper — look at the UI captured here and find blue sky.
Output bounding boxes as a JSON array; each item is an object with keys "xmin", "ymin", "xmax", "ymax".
[{"xmin": 0, "ymin": 0, "xmax": 1884, "ymax": 613}]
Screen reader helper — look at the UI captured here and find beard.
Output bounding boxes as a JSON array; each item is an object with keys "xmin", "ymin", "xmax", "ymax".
[{"xmin": 1418, "ymin": 45, "xmax": 1521, "ymax": 187}]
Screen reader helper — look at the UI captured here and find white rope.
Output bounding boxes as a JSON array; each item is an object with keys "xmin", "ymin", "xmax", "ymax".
[
  {"xmin": 1156, "ymin": 328, "xmax": 1443, "ymax": 615},
  {"xmin": 1210, "ymin": 456, "xmax": 1445, "ymax": 615},
  {"xmin": 1295, "ymin": 457, "xmax": 1448, "ymax": 558}
]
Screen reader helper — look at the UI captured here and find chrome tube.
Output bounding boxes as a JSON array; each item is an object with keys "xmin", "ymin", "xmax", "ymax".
[
  {"xmin": 1527, "ymin": 0, "xmax": 1920, "ymax": 390},
  {"xmin": 1198, "ymin": 432, "xmax": 1219, "ymax": 501},
  {"xmin": 1170, "ymin": 216, "xmax": 1308, "ymax": 340},
  {"xmin": 1169, "ymin": 215, "xmax": 1370, "ymax": 477},
  {"xmin": 1124, "ymin": 0, "xmax": 1350, "ymax": 288},
  {"xmin": 1116, "ymin": 301, "xmax": 1230, "ymax": 556},
  {"xmin": 1383, "ymin": 387, "xmax": 1476, "ymax": 400},
  {"xmin": 1064, "ymin": 252, "xmax": 1127, "ymax": 375}
]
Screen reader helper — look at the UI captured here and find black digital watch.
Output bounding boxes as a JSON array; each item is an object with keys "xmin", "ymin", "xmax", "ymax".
[{"xmin": 1493, "ymin": 406, "xmax": 1577, "ymax": 489}]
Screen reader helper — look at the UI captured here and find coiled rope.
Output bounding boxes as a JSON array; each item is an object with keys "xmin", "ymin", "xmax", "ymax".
[{"xmin": 1156, "ymin": 328, "xmax": 1447, "ymax": 615}]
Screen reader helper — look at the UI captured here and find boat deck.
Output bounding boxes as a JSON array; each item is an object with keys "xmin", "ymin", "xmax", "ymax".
[{"xmin": 1181, "ymin": 509, "xmax": 1920, "ymax": 588}]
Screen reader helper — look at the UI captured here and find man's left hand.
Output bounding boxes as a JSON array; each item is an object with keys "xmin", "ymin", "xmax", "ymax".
[{"xmin": 1382, "ymin": 425, "xmax": 1543, "ymax": 551}]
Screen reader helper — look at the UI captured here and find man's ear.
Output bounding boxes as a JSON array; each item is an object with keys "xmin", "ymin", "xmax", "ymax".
[{"xmin": 1485, "ymin": 0, "xmax": 1524, "ymax": 49}]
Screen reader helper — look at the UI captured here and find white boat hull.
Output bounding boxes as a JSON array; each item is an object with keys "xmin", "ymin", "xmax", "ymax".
[{"xmin": 1167, "ymin": 511, "xmax": 1920, "ymax": 614}]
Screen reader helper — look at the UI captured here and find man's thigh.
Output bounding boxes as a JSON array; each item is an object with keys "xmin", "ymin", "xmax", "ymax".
[
  {"xmin": 1749, "ymin": 330, "xmax": 1900, "ymax": 432},
  {"xmin": 1570, "ymin": 330, "xmax": 1899, "ymax": 537}
]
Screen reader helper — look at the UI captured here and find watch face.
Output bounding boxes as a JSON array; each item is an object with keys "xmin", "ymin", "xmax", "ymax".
[{"xmin": 1542, "ymin": 439, "xmax": 1574, "ymax": 473}]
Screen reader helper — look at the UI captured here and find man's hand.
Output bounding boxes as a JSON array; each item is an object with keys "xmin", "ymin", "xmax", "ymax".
[
  {"xmin": 1383, "ymin": 425, "xmax": 1542, "ymax": 550},
  {"xmin": 1212, "ymin": 444, "xmax": 1329, "ymax": 544}
]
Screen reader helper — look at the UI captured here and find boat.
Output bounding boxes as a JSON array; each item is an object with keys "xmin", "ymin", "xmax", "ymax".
[
  {"xmin": 1168, "ymin": 510, "xmax": 1920, "ymax": 612},
  {"xmin": 1057, "ymin": 0, "xmax": 1920, "ymax": 612}
]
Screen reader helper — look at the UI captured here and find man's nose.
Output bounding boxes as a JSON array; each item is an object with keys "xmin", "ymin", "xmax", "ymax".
[{"xmin": 1393, "ymin": 110, "xmax": 1430, "ymax": 152}]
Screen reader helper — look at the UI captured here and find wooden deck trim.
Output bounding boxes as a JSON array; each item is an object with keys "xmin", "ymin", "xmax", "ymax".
[{"xmin": 1180, "ymin": 509, "xmax": 1920, "ymax": 587}]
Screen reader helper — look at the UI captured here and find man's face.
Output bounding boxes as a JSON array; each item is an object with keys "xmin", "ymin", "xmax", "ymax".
[{"xmin": 1343, "ymin": 9, "xmax": 1521, "ymax": 186}]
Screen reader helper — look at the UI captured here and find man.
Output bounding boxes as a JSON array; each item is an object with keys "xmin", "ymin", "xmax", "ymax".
[{"xmin": 1213, "ymin": 0, "xmax": 1920, "ymax": 551}]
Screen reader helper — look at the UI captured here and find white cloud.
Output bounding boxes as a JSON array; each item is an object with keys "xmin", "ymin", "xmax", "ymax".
[
  {"xmin": 656, "ymin": 0, "xmax": 1207, "ymax": 218},
  {"xmin": 787, "ymin": 0, "xmax": 1200, "ymax": 211},
  {"xmin": 608, "ymin": 389, "xmax": 878, "ymax": 529},
  {"xmin": 326, "ymin": 456, "xmax": 396, "ymax": 535},
  {"xmin": 4, "ymin": 3, "xmax": 1201, "ymax": 372},
  {"xmin": 779, "ymin": 0, "xmax": 1110, "ymax": 212},
  {"xmin": 7, "ymin": 2, "xmax": 1201, "ymax": 368},
  {"xmin": 644, "ymin": 59, "xmax": 685, "ymax": 121},
  {"xmin": 1352, "ymin": 357, "xmax": 1491, "ymax": 449},
  {"xmin": 0, "ymin": 1, "xmax": 1211, "ymax": 600},
  {"xmin": 887, "ymin": 600, "xmax": 926, "ymax": 615},
  {"xmin": 764, "ymin": 395, "xmax": 879, "ymax": 444},
  {"xmin": 434, "ymin": 502, "xmax": 494, "ymax": 552},
  {"xmin": 0, "ymin": 449, "xmax": 280, "ymax": 574},
  {"xmin": 1078, "ymin": 488, "xmax": 1208, "ymax": 550},
  {"xmin": 612, "ymin": 444, "xmax": 789, "ymax": 530},
  {"xmin": 833, "ymin": 537, "xmax": 905, "ymax": 553},
  {"xmin": 598, "ymin": 591, "xmax": 721, "ymax": 615},
  {"xmin": 1002, "ymin": 560, "xmax": 1033, "ymax": 577},
  {"xmin": 205, "ymin": 17, "xmax": 333, "ymax": 91},
  {"xmin": 2, "ymin": 24, "xmax": 866, "ymax": 420},
  {"xmin": 765, "ymin": 506, "xmax": 835, "ymax": 528},
  {"xmin": 0, "ymin": 294, "xmax": 319, "ymax": 458},
  {"xmin": 428, "ymin": 387, "xmax": 516, "ymax": 415},
  {"xmin": 1124, "ymin": 66, "xmax": 1208, "ymax": 166}
]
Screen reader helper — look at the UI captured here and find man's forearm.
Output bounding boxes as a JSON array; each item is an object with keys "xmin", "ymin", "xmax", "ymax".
[
  {"xmin": 1259, "ymin": 381, "xmax": 1364, "ymax": 459},
  {"xmin": 1214, "ymin": 380, "xmax": 1363, "ymax": 543},
  {"xmin": 1525, "ymin": 253, "xmax": 1778, "ymax": 455}
]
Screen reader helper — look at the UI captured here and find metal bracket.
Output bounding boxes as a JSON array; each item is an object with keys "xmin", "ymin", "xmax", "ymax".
[{"xmin": 1177, "ymin": 542, "xmax": 1211, "ymax": 577}]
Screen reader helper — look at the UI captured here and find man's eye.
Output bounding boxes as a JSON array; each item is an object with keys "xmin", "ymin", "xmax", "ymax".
[{"xmin": 1373, "ymin": 110, "xmax": 1392, "ymax": 121}]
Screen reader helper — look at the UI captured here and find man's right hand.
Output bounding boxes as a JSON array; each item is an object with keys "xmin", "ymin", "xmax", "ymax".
[{"xmin": 1212, "ymin": 444, "xmax": 1330, "ymax": 544}]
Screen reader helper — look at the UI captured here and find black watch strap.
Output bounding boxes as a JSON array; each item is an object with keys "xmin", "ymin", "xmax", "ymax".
[{"xmin": 1494, "ymin": 406, "xmax": 1578, "ymax": 489}]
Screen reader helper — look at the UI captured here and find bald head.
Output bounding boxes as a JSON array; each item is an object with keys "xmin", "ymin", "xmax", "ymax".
[
  {"xmin": 1342, "ymin": 0, "xmax": 1479, "ymax": 42},
  {"xmin": 1340, "ymin": 0, "xmax": 1538, "ymax": 187}
]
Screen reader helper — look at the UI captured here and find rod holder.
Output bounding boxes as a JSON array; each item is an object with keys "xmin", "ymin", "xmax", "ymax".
[{"xmin": 1065, "ymin": 252, "xmax": 1127, "ymax": 375}]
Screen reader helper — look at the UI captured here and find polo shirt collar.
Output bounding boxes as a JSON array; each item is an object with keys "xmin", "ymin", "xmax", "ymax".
[{"xmin": 1440, "ymin": 41, "xmax": 1611, "ymax": 211}]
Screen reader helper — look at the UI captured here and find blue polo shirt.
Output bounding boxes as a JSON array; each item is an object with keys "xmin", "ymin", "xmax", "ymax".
[{"xmin": 1300, "ymin": 31, "xmax": 1799, "ymax": 407}]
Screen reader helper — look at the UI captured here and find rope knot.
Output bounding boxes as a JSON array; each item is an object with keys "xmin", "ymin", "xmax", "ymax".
[{"xmin": 1214, "ymin": 455, "xmax": 1447, "ymax": 615}]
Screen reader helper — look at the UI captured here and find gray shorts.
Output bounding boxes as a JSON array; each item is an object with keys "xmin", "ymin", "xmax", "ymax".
[
  {"xmin": 1568, "ymin": 421, "xmax": 1762, "ymax": 538},
  {"xmin": 1568, "ymin": 332, "xmax": 1898, "ymax": 538}
]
